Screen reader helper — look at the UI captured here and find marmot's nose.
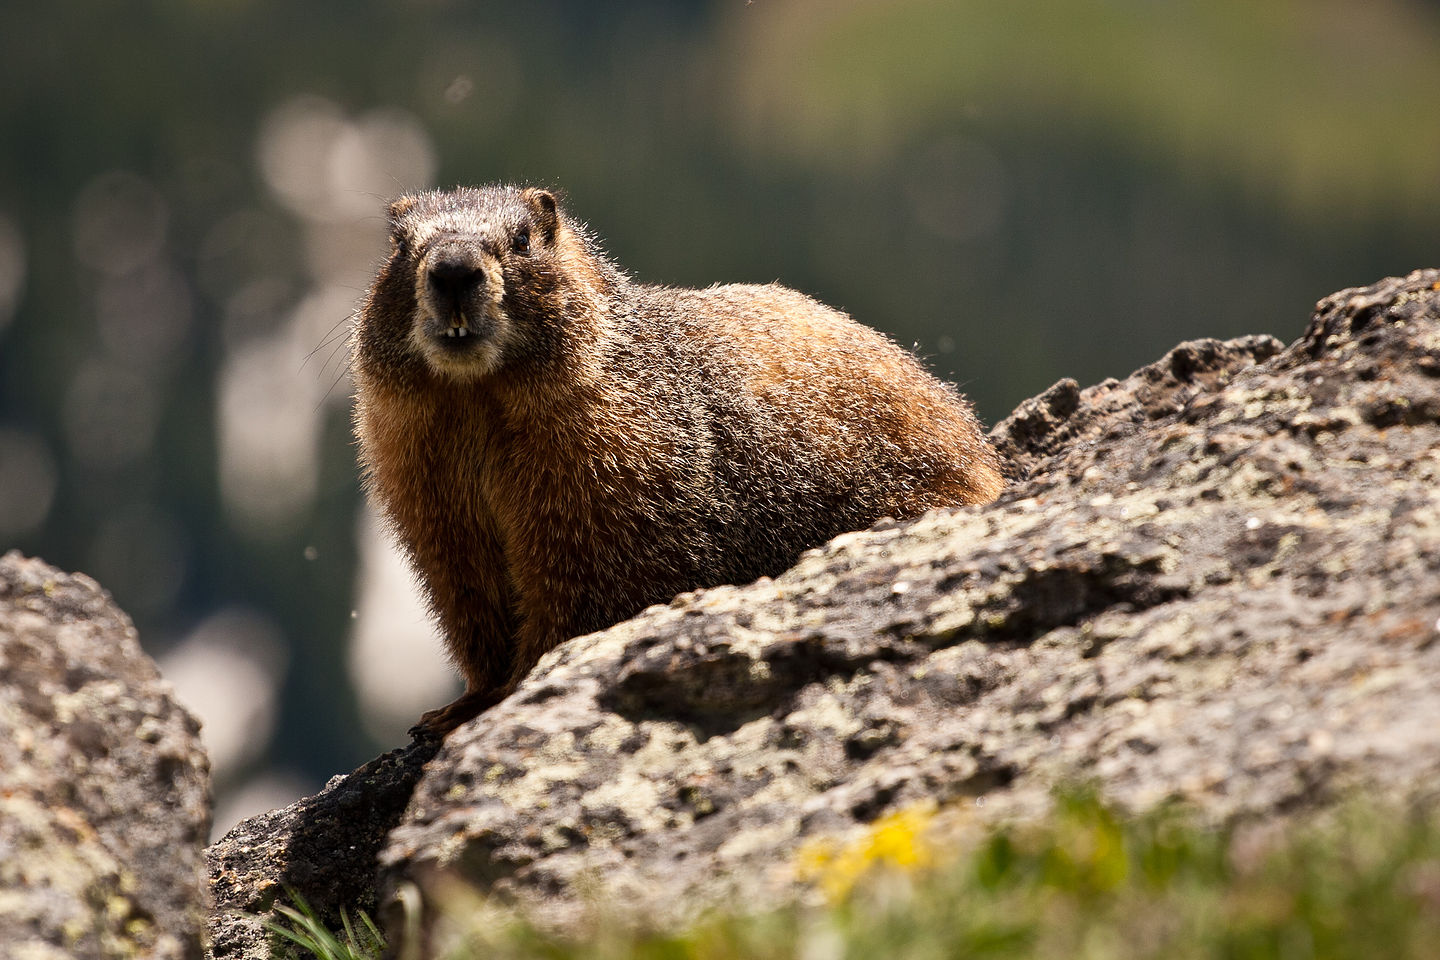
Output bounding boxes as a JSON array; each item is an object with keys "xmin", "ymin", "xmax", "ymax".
[{"xmin": 427, "ymin": 255, "xmax": 484, "ymax": 308}]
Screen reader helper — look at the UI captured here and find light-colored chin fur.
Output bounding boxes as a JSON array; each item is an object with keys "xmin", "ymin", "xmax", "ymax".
[{"xmin": 408, "ymin": 305, "xmax": 513, "ymax": 381}]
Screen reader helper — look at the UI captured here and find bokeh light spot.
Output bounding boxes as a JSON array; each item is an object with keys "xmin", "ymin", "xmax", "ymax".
[
  {"xmin": 0, "ymin": 428, "xmax": 57, "ymax": 539},
  {"xmin": 0, "ymin": 212, "xmax": 26, "ymax": 334},
  {"xmin": 62, "ymin": 359, "xmax": 161, "ymax": 469},
  {"xmin": 160, "ymin": 608, "xmax": 286, "ymax": 784},
  {"xmin": 72, "ymin": 171, "xmax": 168, "ymax": 277}
]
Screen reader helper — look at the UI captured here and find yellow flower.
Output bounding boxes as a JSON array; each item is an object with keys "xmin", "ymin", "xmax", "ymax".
[{"xmin": 797, "ymin": 803, "xmax": 937, "ymax": 901}]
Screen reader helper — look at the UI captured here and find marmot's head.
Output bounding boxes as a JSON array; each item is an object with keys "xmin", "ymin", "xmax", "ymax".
[{"xmin": 359, "ymin": 185, "xmax": 598, "ymax": 383}]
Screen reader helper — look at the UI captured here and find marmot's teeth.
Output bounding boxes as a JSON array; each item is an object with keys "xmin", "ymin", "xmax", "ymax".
[{"xmin": 457, "ymin": 327, "xmax": 468, "ymax": 337}]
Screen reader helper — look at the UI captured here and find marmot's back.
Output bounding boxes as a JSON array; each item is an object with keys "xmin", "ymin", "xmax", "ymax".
[
  {"xmin": 626, "ymin": 282, "xmax": 1004, "ymax": 583},
  {"xmin": 352, "ymin": 185, "xmax": 1005, "ymax": 736}
]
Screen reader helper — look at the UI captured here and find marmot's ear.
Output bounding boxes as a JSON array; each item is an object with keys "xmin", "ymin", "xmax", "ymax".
[
  {"xmin": 522, "ymin": 188, "xmax": 559, "ymax": 242},
  {"xmin": 387, "ymin": 195, "xmax": 416, "ymax": 225}
]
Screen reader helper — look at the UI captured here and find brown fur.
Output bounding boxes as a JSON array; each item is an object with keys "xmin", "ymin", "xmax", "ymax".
[{"xmin": 352, "ymin": 184, "xmax": 1005, "ymax": 737}]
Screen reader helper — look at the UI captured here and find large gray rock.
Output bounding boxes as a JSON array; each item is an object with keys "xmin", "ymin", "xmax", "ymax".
[
  {"xmin": 0, "ymin": 552, "xmax": 211, "ymax": 960},
  {"xmin": 372, "ymin": 269, "xmax": 1440, "ymax": 939}
]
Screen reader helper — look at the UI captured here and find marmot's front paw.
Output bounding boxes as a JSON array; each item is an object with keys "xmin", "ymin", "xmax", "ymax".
[{"xmin": 408, "ymin": 689, "xmax": 497, "ymax": 740}]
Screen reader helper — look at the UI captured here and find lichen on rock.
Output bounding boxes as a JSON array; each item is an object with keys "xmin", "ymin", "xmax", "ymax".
[{"xmin": 0, "ymin": 552, "xmax": 211, "ymax": 960}]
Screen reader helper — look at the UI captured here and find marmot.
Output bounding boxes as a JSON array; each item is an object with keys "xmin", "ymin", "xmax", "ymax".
[{"xmin": 352, "ymin": 184, "xmax": 1005, "ymax": 737}]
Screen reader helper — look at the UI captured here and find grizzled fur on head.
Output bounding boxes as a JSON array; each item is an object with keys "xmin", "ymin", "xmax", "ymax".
[{"xmin": 357, "ymin": 184, "xmax": 612, "ymax": 384}]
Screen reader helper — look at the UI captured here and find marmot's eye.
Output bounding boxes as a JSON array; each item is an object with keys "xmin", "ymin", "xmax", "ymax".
[
  {"xmin": 391, "ymin": 233, "xmax": 412, "ymax": 257},
  {"xmin": 513, "ymin": 229, "xmax": 530, "ymax": 254}
]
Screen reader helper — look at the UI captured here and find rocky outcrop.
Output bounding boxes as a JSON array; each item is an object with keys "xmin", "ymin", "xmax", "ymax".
[
  {"xmin": 207, "ymin": 269, "xmax": 1440, "ymax": 953},
  {"xmin": 377, "ymin": 269, "xmax": 1440, "ymax": 934},
  {"xmin": 0, "ymin": 552, "xmax": 211, "ymax": 960}
]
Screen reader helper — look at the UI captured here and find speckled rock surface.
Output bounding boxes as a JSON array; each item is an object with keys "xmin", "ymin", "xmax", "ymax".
[
  {"xmin": 0, "ymin": 552, "xmax": 211, "ymax": 960},
  {"xmin": 373, "ymin": 269, "xmax": 1440, "ymax": 938}
]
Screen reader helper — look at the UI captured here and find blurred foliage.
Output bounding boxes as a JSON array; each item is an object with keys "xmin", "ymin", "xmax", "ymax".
[
  {"xmin": 278, "ymin": 791, "xmax": 1440, "ymax": 959},
  {"xmin": 2, "ymin": 0, "xmax": 1439, "ymax": 816}
]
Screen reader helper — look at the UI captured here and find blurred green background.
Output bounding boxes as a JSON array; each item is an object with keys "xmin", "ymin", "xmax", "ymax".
[{"xmin": 2, "ymin": 0, "xmax": 1438, "ymax": 836}]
